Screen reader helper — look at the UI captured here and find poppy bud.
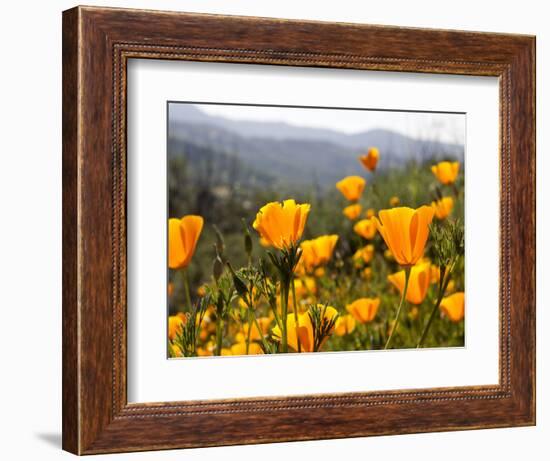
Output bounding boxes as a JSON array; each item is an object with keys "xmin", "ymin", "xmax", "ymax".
[
  {"xmin": 241, "ymin": 219, "xmax": 253, "ymax": 258},
  {"xmin": 212, "ymin": 250, "xmax": 224, "ymax": 282}
]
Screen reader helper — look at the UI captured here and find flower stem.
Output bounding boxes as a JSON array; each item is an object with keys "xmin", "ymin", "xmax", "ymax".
[
  {"xmin": 215, "ymin": 318, "xmax": 223, "ymax": 356},
  {"xmin": 372, "ymin": 181, "xmax": 380, "ymax": 202},
  {"xmin": 452, "ymin": 183, "xmax": 459, "ymax": 198},
  {"xmin": 182, "ymin": 268, "xmax": 192, "ymax": 312},
  {"xmin": 417, "ymin": 263, "xmax": 455, "ymax": 348},
  {"xmin": 246, "ymin": 309, "xmax": 252, "ymax": 355},
  {"xmin": 280, "ymin": 282, "xmax": 289, "ymax": 353},
  {"xmin": 251, "ymin": 314, "xmax": 270, "ymax": 353},
  {"xmin": 291, "ymin": 278, "xmax": 302, "ymax": 352},
  {"xmin": 271, "ymin": 298, "xmax": 282, "ymax": 330},
  {"xmin": 385, "ymin": 266, "xmax": 410, "ymax": 349}
]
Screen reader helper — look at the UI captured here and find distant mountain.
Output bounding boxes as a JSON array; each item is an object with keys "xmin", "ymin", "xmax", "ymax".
[
  {"xmin": 168, "ymin": 104, "xmax": 464, "ymax": 188},
  {"xmin": 169, "ymin": 104, "xmax": 368, "ymax": 146}
]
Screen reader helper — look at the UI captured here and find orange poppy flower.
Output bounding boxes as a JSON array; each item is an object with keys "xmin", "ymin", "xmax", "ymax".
[
  {"xmin": 252, "ymin": 199, "xmax": 310, "ymax": 250},
  {"xmin": 374, "ymin": 206, "xmax": 434, "ymax": 267},
  {"xmin": 168, "ymin": 215, "xmax": 204, "ymax": 269},
  {"xmin": 440, "ymin": 292, "xmax": 465, "ymax": 322},
  {"xmin": 431, "ymin": 161, "xmax": 460, "ymax": 185},
  {"xmin": 336, "ymin": 176, "xmax": 366, "ymax": 201},
  {"xmin": 431, "ymin": 196, "xmax": 454, "ymax": 220},
  {"xmin": 358, "ymin": 147, "xmax": 380, "ymax": 172},
  {"xmin": 272, "ymin": 305, "xmax": 338, "ymax": 352},
  {"xmin": 346, "ymin": 298, "xmax": 380, "ymax": 323},
  {"xmin": 388, "ymin": 262, "xmax": 431, "ymax": 305},
  {"xmin": 353, "ymin": 218, "xmax": 377, "ymax": 240},
  {"xmin": 334, "ymin": 314, "xmax": 356, "ymax": 336},
  {"xmin": 300, "ymin": 235, "xmax": 339, "ymax": 272},
  {"xmin": 343, "ymin": 203, "xmax": 362, "ymax": 220}
]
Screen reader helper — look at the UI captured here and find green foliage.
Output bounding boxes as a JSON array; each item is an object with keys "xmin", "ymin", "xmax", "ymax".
[
  {"xmin": 308, "ymin": 304, "xmax": 340, "ymax": 352},
  {"xmin": 168, "ymin": 153, "xmax": 465, "ymax": 356},
  {"xmin": 172, "ymin": 295, "xmax": 210, "ymax": 357},
  {"xmin": 430, "ymin": 219, "xmax": 465, "ymax": 268}
]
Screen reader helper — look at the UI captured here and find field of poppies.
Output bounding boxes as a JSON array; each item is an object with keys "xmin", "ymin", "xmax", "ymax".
[{"xmin": 167, "ymin": 149, "xmax": 465, "ymax": 358}]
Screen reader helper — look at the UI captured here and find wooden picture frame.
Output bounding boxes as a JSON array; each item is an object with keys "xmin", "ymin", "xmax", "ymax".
[{"xmin": 62, "ymin": 5, "xmax": 536, "ymax": 455}]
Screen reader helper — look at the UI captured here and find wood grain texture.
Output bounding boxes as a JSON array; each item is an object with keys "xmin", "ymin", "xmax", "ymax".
[
  {"xmin": 61, "ymin": 7, "xmax": 79, "ymax": 454},
  {"xmin": 62, "ymin": 5, "xmax": 536, "ymax": 455}
]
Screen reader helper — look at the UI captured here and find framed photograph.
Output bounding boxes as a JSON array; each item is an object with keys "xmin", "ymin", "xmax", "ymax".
[{"xmin": 62, "ymin": 6, "xmax": 535, "ymax": 454}]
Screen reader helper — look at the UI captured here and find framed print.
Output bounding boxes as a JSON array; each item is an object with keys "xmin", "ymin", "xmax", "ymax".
[{"xmin": 62, "ymin": 6, "xmax": 536, "ymax": 455}]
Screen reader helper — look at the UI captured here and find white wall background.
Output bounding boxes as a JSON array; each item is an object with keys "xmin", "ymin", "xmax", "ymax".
[{"xmin": 0, "ymin": 1, "xmax": 545, "ymax": 459}]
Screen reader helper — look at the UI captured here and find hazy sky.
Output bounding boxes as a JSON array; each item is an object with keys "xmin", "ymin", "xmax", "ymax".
[{"xmin": 199, "ymin": 104, "xmax": 465, "ymax": 145}]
